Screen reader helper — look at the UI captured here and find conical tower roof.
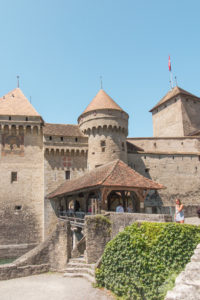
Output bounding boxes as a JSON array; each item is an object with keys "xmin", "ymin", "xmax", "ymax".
[
  {"xmin": 150, "ymin": 86, "xmax": 200, "ymax": 112},
  {"xmin": 0, "ymin": 88, "xmax": 41, "ymax": 117},
  {"xmin": 81, "ymin": 89, "xmax": 125, "ymax": 115}
]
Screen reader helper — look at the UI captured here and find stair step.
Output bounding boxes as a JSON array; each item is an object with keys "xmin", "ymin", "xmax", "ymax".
[
  {"xmin": 65, "ymin": 267, "xmax": 95, "ymax": 276},
  {"xmin": 69, "ymin": 257, "xmax": 85, "ymax": 263},
  {"xmin": 67, "ymin": 262, "xmax": 95, "ymax": 269},
  {"xmin": 64, "ymin": 272, "xmax": 96, "ymax": 283}
]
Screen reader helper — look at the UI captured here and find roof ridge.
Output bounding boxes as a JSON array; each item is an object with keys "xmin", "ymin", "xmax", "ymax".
[
  {"xmin": 45, "ymin": 123, "xmax": 78, "ymax": 126},
  {"xmin": 150, "ymin": 86, "xmax": 200, "ymax": 112},
  {"xmin": 100, "ymin": 159, "xmax": 119, "ymax": 185}
]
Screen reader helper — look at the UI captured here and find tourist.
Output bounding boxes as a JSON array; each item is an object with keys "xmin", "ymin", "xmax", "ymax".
[
  {"xmin": 127, "ymin": 203, "xmax": 133, "ymax": 213},
  {"xmin": 175, "ymin": 198, "xmax": 184, "ymax": 223},
  {"xmin": 116, "ymin": 203, "xmax": 124, "ymax": 213}
]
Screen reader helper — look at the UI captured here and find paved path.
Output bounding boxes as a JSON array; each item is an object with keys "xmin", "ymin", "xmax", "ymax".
[{"xmin": 0, "ymin": 273, "xmax": 114, "ymax": 300}]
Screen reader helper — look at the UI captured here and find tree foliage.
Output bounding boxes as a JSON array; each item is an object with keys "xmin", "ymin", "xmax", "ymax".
[{"xmin": 96, "ymin": 222, "xmax": 200, "ymax": 300}]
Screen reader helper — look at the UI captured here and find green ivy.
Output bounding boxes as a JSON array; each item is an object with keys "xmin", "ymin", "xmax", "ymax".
[{"xmin": 96, "ymin": 222, "xmax": 200, "ymax": 300}]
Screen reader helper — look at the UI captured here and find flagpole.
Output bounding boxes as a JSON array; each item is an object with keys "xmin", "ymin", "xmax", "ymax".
[
  {"xmin": 170, "ymin": 71, "xmax": 173, "ymax": 89},
  {"xmin": 168, "ymin": 55, "xmax": 173, "ymax": 90}
]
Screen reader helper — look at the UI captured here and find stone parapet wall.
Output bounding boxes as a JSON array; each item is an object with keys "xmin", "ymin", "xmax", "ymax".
[
  {"xmin": 0, "ymin": 243, "xmax": 38, "ymax": 259},
  {"xmin": 85, "ymin": 215, "xmax": 111, "ymax": 264},
  {"xmin": 0, "ymin": 263, "xmax": 49, "ymax": 281},
  {"xmin": 107, "ymin": 212, "xmax": 172, "ymax": 238},
  {"xmin": 0, "ymin": 220, "xmax": 72, "ymax": 280}
]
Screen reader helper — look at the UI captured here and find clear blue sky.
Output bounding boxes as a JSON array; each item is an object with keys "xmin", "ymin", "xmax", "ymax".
[{"xmin": 0, "ymin": 0, "xmax": 200, "ymax": 137}]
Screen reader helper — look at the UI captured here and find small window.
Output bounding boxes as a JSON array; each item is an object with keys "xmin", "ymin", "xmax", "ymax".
[
  {"xmin": 60, "ymin": 137, "xmax": 63, "ymax": 141},
  {"xmin": 75, "ymin": 138, "xmax": 78, "ymax": 142},
  {"xmin": 102, "ymin": 147, "xmax": 105, "ymax": 152},
  {"xmin": 9, "ymin": 116, "xmax": 11, "ymax": 120},
  {"xmin": 122, "ymin": 142, "xmax": 125, "ymax": 151},
  {"xmin": 145, "ymin": 168, "xmax": 150, "ymax": 173},
  {"xmin": 15, "ymin": 205, "xmax": 22, "ymax": 211},
  {"xmin": 49, "ymin": 136, "xmax": 52, "ymax": 141},
  {"xmin": 26, "ymin": 117, "xmax": 28, "ymax": 121},
  {"xmin": 65, "ymin": 170, "xmax": 70, "ymax": 180},
  {"xmin": 100, "ymin": 140, "xmax": 106, "ymax": 147},
  {"xmin": 11, "ymin": 172, "xmax": 17, "ymax": 183}
]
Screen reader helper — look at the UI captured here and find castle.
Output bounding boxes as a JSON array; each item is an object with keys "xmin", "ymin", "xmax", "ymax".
[{"xmin": 0, "ymin": 86, "xmax": 200, "ymax": 258}]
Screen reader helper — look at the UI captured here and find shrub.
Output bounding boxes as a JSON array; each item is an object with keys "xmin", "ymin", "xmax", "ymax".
[{"xmin": 96, "ymin": 222, "xmax": 200, "ymax": 300}]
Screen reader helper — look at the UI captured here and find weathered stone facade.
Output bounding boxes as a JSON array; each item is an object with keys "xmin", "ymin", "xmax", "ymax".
[
  {"xmin": 0, "ymin": 117, "xmax": 44, "ymax": 258},
  {"xmin": 1, "ymin": 86, "xmax": 200, "ymax": 257}
]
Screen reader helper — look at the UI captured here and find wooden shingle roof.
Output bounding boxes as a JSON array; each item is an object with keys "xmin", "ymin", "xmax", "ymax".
[
  {"xmin": 0, "ymin": 88, "xmax": 41, "ymax": 117},
  {"xmin": 80, "ymin": 89, "xmax": 125, "ymax": 115},
  {"xmin": 44, "ymin": 123, "xmax": 85, "ymax": 137},
  {"xmin": 150, "ymin": 86, "xmax": 200, "ymax": 112},
  {"xmin": 48, "ymin": 159, "xmax": 165, "ymax": 199}
]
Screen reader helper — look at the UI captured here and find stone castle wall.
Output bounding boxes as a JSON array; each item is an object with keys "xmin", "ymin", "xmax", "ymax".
[
  {"xmin": 0, "ymin": 122, "xmax": 44, "ymax": 258},
  {"xmin": 44, "ymin": 138, "xmax": 88, "ymax": 236},
  {"xmin": 128, "ymin": 152, "xmax": 200, "ymax": 209},
  {"xmin": 128, "ymin": 137, "xmax": 200, "ymax": 153}
]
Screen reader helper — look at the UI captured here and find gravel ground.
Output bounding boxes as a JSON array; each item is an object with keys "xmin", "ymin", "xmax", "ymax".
[{"xmin": 0, "ymin": 273, "xmax": 114, "ymax": 300}]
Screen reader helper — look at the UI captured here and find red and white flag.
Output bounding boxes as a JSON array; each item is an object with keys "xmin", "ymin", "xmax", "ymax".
[{"xmin": 168, "ymin": 55, "xmax": 172, "ymax": 72}]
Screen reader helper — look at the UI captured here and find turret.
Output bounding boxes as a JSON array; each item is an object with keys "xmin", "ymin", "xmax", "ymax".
[{"xmin": 78, "ymin": 89, "xmax": 129, "ymax": 170}]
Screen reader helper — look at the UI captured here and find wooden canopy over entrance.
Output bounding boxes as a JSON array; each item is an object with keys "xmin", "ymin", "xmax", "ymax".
[{"xmin": 48, "ymin": 159, "xmax": 165, "ymax": 214}]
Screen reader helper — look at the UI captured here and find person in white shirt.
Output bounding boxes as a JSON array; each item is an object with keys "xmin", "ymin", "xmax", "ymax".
[{"xmin": 116, "ymin": 203, "xmax": 124, "ymax": 213}]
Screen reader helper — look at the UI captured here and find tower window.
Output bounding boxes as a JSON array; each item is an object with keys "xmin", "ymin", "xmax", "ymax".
[
  {"xmin": 11, "ymin": 172, "xmax": 17, "ymax": 183},
  {"xmin": 65, "ymin": 170, "xmax": 70, "ymax": 180},
  {"xmin": 15, "ymin": 205, "xmax": 22, "ymax": 211},
  {"xmin": 25, "ymin": 117, "xmax": 28, "ymax": 121},
  {"xmin": 9, "ymin": 116, "xmax": 11, "ymax": 120},
  {"xmin": 101, "ymin": 140, "xmax": 106, "ymax": 147},
  {"xmin": 75, "ymin": 138, "xmax": 78, "ymax": 142},
  {"xmin": 49, "ymin": 136, "xmax": 52, "ymax": 141},
  {"xmin": 122, "ymin": 142, "xmax": 125, "ymax": 151},
  {"xmin": 60, "ymin": 137, "xmax": 63, "ymax": 141}
]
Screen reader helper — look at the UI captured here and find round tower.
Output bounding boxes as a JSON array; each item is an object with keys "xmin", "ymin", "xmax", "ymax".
[{"xmin": 78, "ymin": 89, "xmax": 129, "ymax": 170}]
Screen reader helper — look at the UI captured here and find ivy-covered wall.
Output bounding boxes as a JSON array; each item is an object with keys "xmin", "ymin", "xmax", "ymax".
[{"xmin": 96, "ymin": 222, "xmax": 200, "ymax": 300}]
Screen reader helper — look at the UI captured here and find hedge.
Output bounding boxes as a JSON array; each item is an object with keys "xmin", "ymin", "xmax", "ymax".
[{"xmin": 96, "ymin": 222, "xmax": 200, "ymax": 300}]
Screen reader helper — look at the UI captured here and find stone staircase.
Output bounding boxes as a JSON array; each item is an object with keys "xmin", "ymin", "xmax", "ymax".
[{"xmin": 63, "ymin": 256, "xmax": 96, "ymax": 283}]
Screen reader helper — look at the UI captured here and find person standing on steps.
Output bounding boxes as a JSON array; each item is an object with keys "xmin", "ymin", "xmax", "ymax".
[{"xmin": 175, "ymin": 198, "xmax": 184, "ymax": 223}]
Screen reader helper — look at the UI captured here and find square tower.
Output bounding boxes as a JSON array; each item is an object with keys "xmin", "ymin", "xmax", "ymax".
[{"xmin": 150, "ymin": 86, "xmax": 200, "ymax": 137}]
